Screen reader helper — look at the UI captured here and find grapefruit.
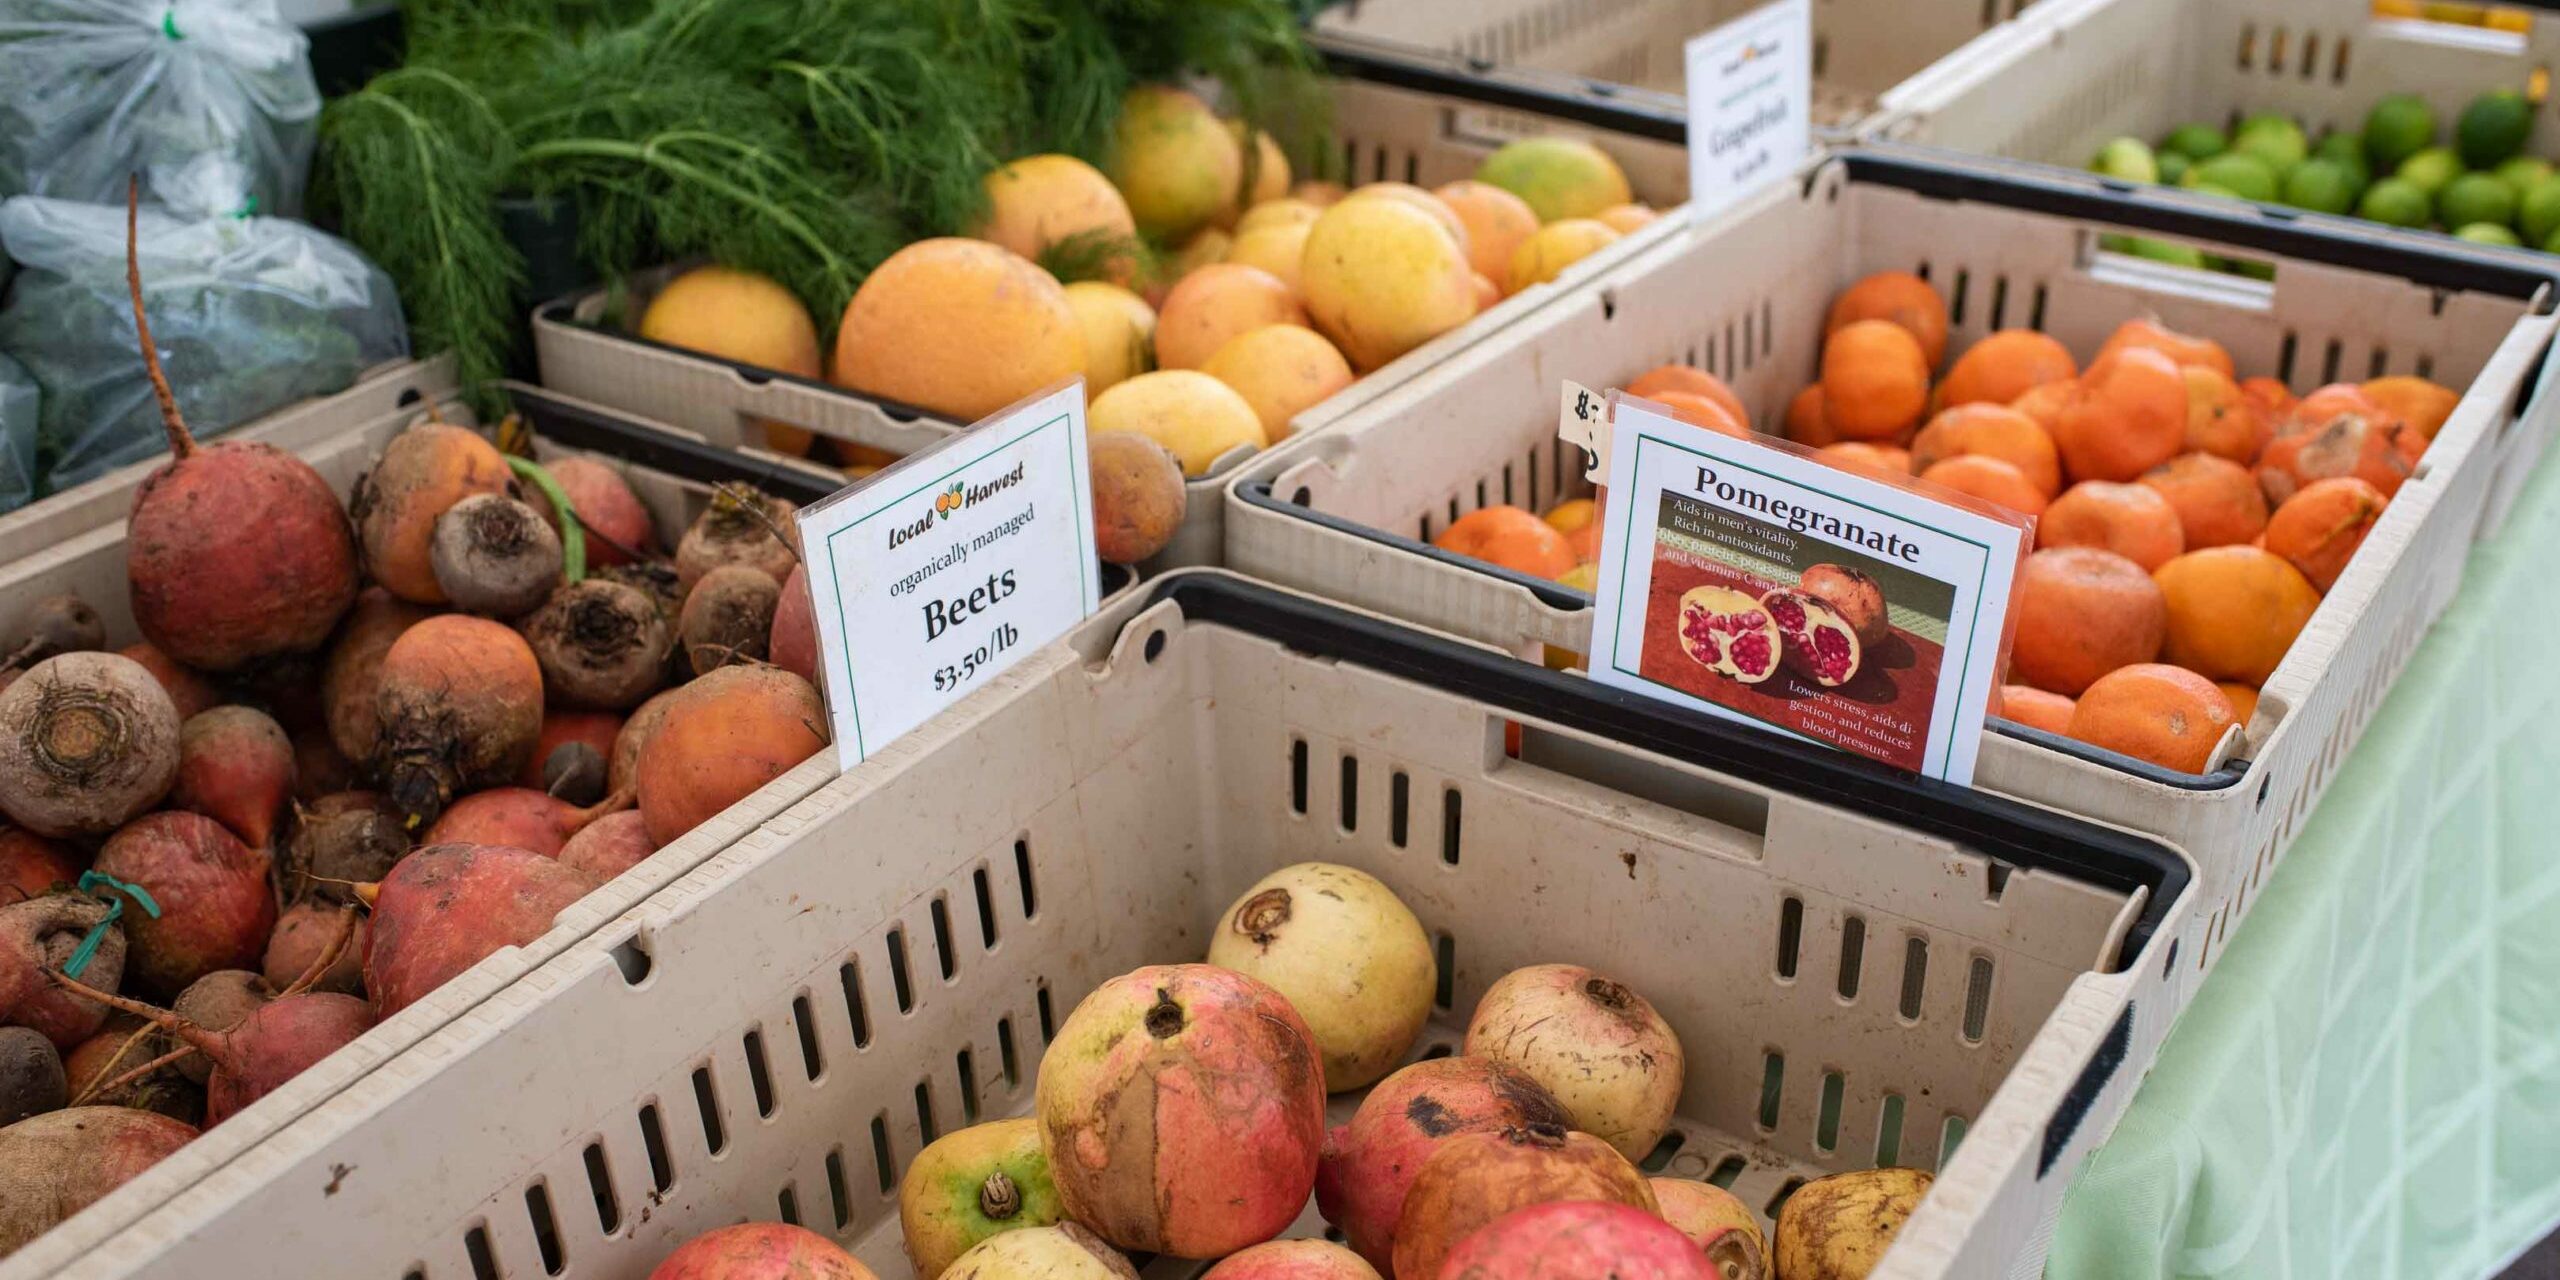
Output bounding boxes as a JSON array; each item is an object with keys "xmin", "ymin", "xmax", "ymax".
[
  {"xmin": 1154, "ymin": 263, "xmax": 1307, "ymax": 371},
  {"xmin": 1088, "ymin": 371, "xmax": 1267, "ymax": 476},
  {"xmin": 1108, "ymin": 86, "xmax": 1242, "ymax": 240},
  {"xmin": 1222, "ymin": 121, "xmax": 1293, "ymax": 226},
  {"xmin": 1224, "ymin": 221, "xmax": 1313, "ymax": 294},
  {"xmin": 1300, "ymin": 197, "xmax": 1478, "ymax": 371},
  {"xmin": 1474, "ymin": 137, "xmax": 1633, "ymax": 222},
  {"xmin": 1236, "ymin": 198, "xmax": 1323, "ymax": 235},
  {"xmin": 1434, "ymin": 179, "xmax": 1541, "ymax": 292},
  {"xmin": 832, "ymin": 239, "xmax": 1084, "ymax": 422},
  {"xmin": 1063, "ymin": 282, "xmax": 1156, "ymax": 396},
  {"xmin": 1508, "ymin": 219, "xmax": 1620, "ymax": 290},
  {"xmin": 640, "ymin": 266, "xmax": 826, "ymax": 456},
  {"xmin": 975, "ymin": 154, "xmax": 1139, "ymax": 283},
  {"xmin": 1201, "ymin": 324, "xmax": 1354, "ymax": 441}
]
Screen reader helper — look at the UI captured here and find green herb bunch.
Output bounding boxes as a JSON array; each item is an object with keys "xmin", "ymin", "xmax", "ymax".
[{"xmin": 315, "ymin": 0, "xmax": 1323, "ymax": 396}]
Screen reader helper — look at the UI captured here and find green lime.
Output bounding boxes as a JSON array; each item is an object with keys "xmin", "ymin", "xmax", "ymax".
[
  {"xmin": 2439, "ymin": 171, "xmax": 2518, "ymax": 229},
  {"xmin": 2281, "ymin": 159, "xmax": 2359, "ymax": 213},
  {"xmin": 2316, "ymin": 131, "xmax": 2366, "ymax": 166},
  {"xmin": 2188, "ymin": 182, "xmax": 2242, "ymax": 201},
  {"xmin": 2457, "ymin": 90, "xmax": 2533, "ymax": 168},
  {"xmin": 2162, "ymin": 123, "xmax": 2230, "ymax": 160},
  {"xmin": 2521, "ymin": 175, "xmax": 2560, "ymax": 244},
  {"xmin": 2456, "ymin": 221, "xmax": 2524, "ymax": 246},
  {"xmin": 2395, "ymin": 145, "xmax": 2464, "ymax": 195},
  {"xmin": 2158, "ymin": 151, "xmax": 2192, "ymax": 185},
  {"xmin": 2090, "ymin": 137, "xmax": 2161, "ymax": 184},
  {"xmin": 2233, "ymin": 116, "xmax": 2310, "ymax": 174},
  {"xmin": 2544, "ymin": 225, "xmax": 2560, "ymax": 254},
  {"xmin": 2494, "ymin": 155, "xmax": 2553, "ymax": 196},
  {"xmin": 2183, "ymin": 153, "xmax": 2280, "ymax": 202},
  {"xmin": 2364, "ymin": 93, "xmax": 2438, "ymax": 169},
  {"xmin": 2358, "ymin": 177, "xmax": 2432, "ymax": 227}
]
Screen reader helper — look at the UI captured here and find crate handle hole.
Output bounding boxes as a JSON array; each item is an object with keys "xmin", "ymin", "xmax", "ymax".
[
  {"xmin": 610, "ymin": 933, "xmax": 653, "ymax": 985},
  {"xmin": 1143, "ymin": 629, "xmax": 1167, "ymax": 663}
]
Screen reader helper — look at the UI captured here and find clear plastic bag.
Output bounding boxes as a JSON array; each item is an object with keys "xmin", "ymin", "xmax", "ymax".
[
  {"xmin": 0, "ymin": 352, "xmax": 35, "ymax": 514},
  {"xmin": 0, "ymin": 195, "xmax": 409, "ymax": 490},
  {"xmin": 0, "ymin": 0, "xmax": 321, "ymax": 219}
]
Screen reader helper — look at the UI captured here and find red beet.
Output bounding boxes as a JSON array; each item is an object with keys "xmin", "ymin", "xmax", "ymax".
[
  {"xmin": 0, "ymin": 830, "xmax": 79, "ymax": 906},
  {"xmin": 117, "ymin": 643, "xmax": 220, "ymax": 721},
  {"xmin": 515, "ymin": 710, "xmax": 625, "ymax": 789},
  {"xmin": 54, "ymin": 978, "xmax": 371, "ymax": 1128},
  {"xmin": 543, "ymin": 457, "xmax": 660, "ymax": 568},
  {"xmin": 646, "ymin": 1222, "xmax": 870, "ymax": 1279},
  {"xmin": 171, "ymin": 706, "xmax": 294, "ymax": 851},
  {"xmin": 120, "ymin": 190, "xmax": 358, "ymax": 670},
  {"xmin": 1438, "ymin": 1200, "xmax": 1715, "ymax": 1280},
  {"xmin": 263, "ymin": 903, "xmax": 367, "ymax": 995},
  {"xmin": 170, "ymin": 969, "xmax": 272, "ymax": 1084},
  {"xmin": 423, "ymin": 787, "xmax": 631, "ymax": 858},
  {"xmin": 770, "ymin": 564, "xmax": 817, "ymax": 683},
  {"xmin": 321, "ymin": 587, "xmax": 435, "ymax": 767},
  {"xmin": 91, "ymin": 812, "xmax": 276, "ymax": 998},
  {"xmin": 557, "ymin": 810, "xmax": 656, "ymax": 882},
  {"xmin": 0, "ymin": 894, "xmax": 125, "ymax": 1049},
  {"xmin": 362, "ymin": 844, "xmax": 597, "ymax": 1016},
  {"xmin": 0, "ymin": 1106, "xmax": 197, "ymax": 1252},
  {"xmin": 374, "ymin": 615, "xmax": 545, "ymax": 828},
  {"xmin": 1315, "ymin": 1056, "xmax": 1570, "ymax": 1270},
  {"xmin": 636, "ymin": 666, "xmax": 825, "ymax": 847},
  {"xmin": 0, "ymin": 652, "xmax": 181, "ymax": 839}
]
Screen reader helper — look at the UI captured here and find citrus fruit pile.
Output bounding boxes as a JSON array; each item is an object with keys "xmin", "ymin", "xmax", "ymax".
[
  {"xmin": 629, "ymin": 88, "xmax": 1652, "ymax": 481},
  {"xmin": 2091, "ymin": 89, "xmax": 2555, "ymax": 252}
]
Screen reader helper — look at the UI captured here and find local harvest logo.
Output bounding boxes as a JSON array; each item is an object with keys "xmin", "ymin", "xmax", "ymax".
[
  {"xmin": 888, "ymin": 460, "xmax": 1029, "ymax": 550},
  {"xmin": 1719, "ymin": 36, "xmax": 1778, "ymax": 75}
]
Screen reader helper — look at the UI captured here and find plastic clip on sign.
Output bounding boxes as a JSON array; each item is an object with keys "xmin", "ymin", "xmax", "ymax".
[
  {"xmin": 793, "ymin": 379, "xmax": 1101, "ymax": 768},
  {"xmin": 1570, "ymin": 385, "xmax": 2030, "ymax": 784},
  {"xmin": 1683, "ymin": 0, "xmax": 1811, "ymax": 224}
]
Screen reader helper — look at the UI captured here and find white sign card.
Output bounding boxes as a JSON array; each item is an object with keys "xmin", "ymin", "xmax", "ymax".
[
  {"xmin": 1683, "ymin": 0, "xmax": 1812, "ymax": 224},
  {"xmin": 1584, "ymin": 394, "xmax": 2027, "ymax": 784},
  {"xmin": 795, "ymin": 380, "xmax": 1100, "ymax": 768}
]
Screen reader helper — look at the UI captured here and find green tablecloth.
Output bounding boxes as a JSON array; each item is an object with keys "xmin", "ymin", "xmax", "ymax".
[{"xmin": 2049, "ymin": 453, "xmax": 2560, "ymax": 1280}]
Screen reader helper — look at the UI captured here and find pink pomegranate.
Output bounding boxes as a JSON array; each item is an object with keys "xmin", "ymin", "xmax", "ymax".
[
  {"xmin": 1036, "ymin": 964, "xmax": 1325, "ymax": 1258},
  {"xmin": 1676, "ymin": 587, "xmax": 1779, "ymax": 683},
  {"xmin": 1392, "ymin": 1124, "xmax": 1657, "ymax": 1280},
  {"xmin": 1759, "ymin": 587, "xmax": 1862, "ymax": 687},
  {"xmin": 1652, "ymin": 1178, "xmax": 1769, "ymax": 1279},
  {"xmin": 1464, "ymin": 964, "xmax": 1684, "ymax": 1160},
  {"xmin": 1316, "ymin": 1056, "xmax": 1569, "ymax": 1270},
  {"xmin": 645, "ymin": 1222, "xmax": 874, "ymax": 1279},
  {"xmin": 1799, "ymin": 563, "xmax": 1890, "ymax": 647},
  {"xmin": 1438, "ymin": 1200, "xmax": 1716, "ymax": 1280},
  {"xmin": 1200, "ymin": 1239, "xmax": 1383, "ymax": 1280}
]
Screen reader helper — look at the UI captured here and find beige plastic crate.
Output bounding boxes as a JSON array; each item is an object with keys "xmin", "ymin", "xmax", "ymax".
[
  {"xmin": 0, "ymin": 385, "xmax": 854, "ymax": 1277},
  {"xmin": 534, "ymin": 68, "xmax": 1689, "ymax": 572},
  {"xmin": 1873, "ymin": 0, "xmax": 2560, "ymax": 537},
  {"xmin": 1225, "ymin": 146, "xmax": 2557, "ymax": 999},
  {"xmin": 1310, "ymin": 0, "xmax": 2048, "ymax": 131},
  {"xmin": 0, "ymin": 357, "xmax": 453, "ymax": 567},
  {"xmin": 40, "ymin": 571, "xmax": 2195, "ymax": 1280}
]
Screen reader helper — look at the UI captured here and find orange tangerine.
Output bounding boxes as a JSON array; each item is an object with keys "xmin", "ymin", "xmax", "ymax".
[
  {"xmin": 1939, "ymin": 330, "xmax": 2076, "ymax": 409},
  {"xmin": 1434, "ymin": 506, "xmax": 1577, "ymax": 579},
  {"xmin": 2152, "ymin": 545, "xmax": 2321, "ymax": 685},
  {"xmin": 1909, "ymin": 404, "xmax": 2062, "ymax": 497},
  {"xmin": 1919, "ymin": 454, "xmax": 2048, "ymax": 517},
  {"xmin": 2138, "ymin": 453, "xmax": 2269, "ymax": 549},
  {"xmin": 2067, "ymin": 663, "xmax": 2237, "ymax": 773},
  {"xmin": 1825, "ymin": 271, "xmax": 1951, "ymax": 369},
  {"xmin": 1820, "ymin": 320, "xmax": 1931, "ymax": 440},
  {"xmin": 2038, "ymin": 481, "xmax": 2184, "ymax": 572}
]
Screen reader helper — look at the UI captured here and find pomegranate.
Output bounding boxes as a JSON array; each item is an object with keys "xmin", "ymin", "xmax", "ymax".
[
  {"xmin": 1463, "ymin": 963, "xmax": 1684, "ymax": 1160},
  {"xmin": 1675, "ymin": 587, "xmax": 1779, "ymax": 683},
  {"xmin": 1203, "ymin": 862, "xmax": 1434, "ymax": 1092},
  {"xmin": 1200, "ymin": 1239, "xmax": 1383, "ymax": 1279},
  {"xmin": 2256, "ymin": 411, "xmax": 2413, "ymax": 504},
  {"xmin": 1316, "ymin": 1055, "xmax": 1570, "ymax": 1270},
  {"xmin": 645, "ymin": 1222, "xmax": 873, "ymax": 1279},
  {"xmin": 899, "ymin": 1117, "xmax": 1063, "ymax": 1279},
  {"xmin": 1391, "ymin": 1123, "xmax": 1657, "ymax": 1280},
  {"xmin": 1035, "ymin": 964, "xmax": 1324, "ymax": 1258},
  {"xmin": 1771, "ymin": 1167, "xmax": 1932, "ymax": 1280},
  {"xmin": 1760, "ymin": 587, "xmax": 1862, "ymax": 687},
  {"xmin": 1652, "ymin": 1178, "xmax": 1769, "ymax": 1280},
  {"xmin": 1439, "ymin": 1200, "xmax": 1718, "ymax": 1280},
  {"xmin": 1798, "ymin": 563, "xmax": 1890, "ymax": 647}
]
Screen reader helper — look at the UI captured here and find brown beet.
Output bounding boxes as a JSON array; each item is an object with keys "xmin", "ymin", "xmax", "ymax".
[
  {"xmin": 91, "ymin": 813, "xmax": 276, "ymax": 998},
  {"xmin": 0, "ymin": 1027, "xmax": 63, "ymax": 1125},
  {"xmin": 770, "ymin": 565, "xmax": 817, "ymax": 683},
  {"xmin": 120, "ymin": 190, "xmax": 359, "ymax": 670},
  {"xmin": 0, "ymin": 831, "xmax": 80, "ymax": 907},
  {"xmin": 169, "ymin": 970, "xmax": 273, "ymax": 1084},
  {"xmin": 2, "ymin": 595, "xmax": 104, "ymax": 671},
  {"xmin": 263, "ymin": 903, "xmax": 366, "ymax": 995},
  {"xmin": 674, "ymin": 484, "xmax": 799, "ymax": 594},
  {"xmin": 0, "ymin": 653, "xmax": 180, "ymax": 839},
  {"xmin": 514, "ymin": 710, "xmax": 624, "ymax": 789},
  {"xmin": 0, "ymin": 895, "xmax": 125, "ymax": 1050},
  {"xmin": 282, "ymin": 792, "xmax": 407, "ymax": 904},
  {"xmin": 599, "ymin": 560, "xmax": 683, "ymax": 626},
  {"xmin": 542, "ymin": 743, "xmax": 608, "ymax": 806},
  {"xmin": 290, "ymin": 723, "xmax": 354, "ymax": 801},
  {"xmin": 171, "ymin": 707, "xmax": 293, "ymax": 851},
  {"xmin": 321, "ymin": 587, "xmax": 436, "ymax": 766},
  {"xmin": 62, "ymin": 1024, "xmax": 200, "ymax": 1122},
  {"xmin": 422, "ymin": 787, "xmax": 630, "ymax": 858},
  {"xmin": 557, "ymin": 810, "xmax": 656, "ymax": 882},
  {"xmin": 362, "ymin": 844, "xmax": 597, "ymax": 1016},
  {"xmin": 117, "ymin": 643, "xmax": 220, "ymax": 720},
  {"xmin": 431, "ymin": 493, "xmax": 563, "ymax": 617},
  {"xmin": 635, "ymin": 666, "xmax": 826, "ymax": 846},
  {"xmin": 610, "ymin": 689, "xmax": 678, "ymax": 795},
  {"xmin": 524, "ymin": 580, "xmax": 671, "ymax": 711},
  {"xmin": 352, "ymin": 422, "xmax": 517, "ymax": 605},
  {"xmin": 0, "ymin": 1106, "xmax": 197, "ymax": 1252},
  {"xmin": 375, "ymin": 615, "xmax": 544, "ymax": 828},
  {"xmin": 678, "ymin": 565, "xmax": 780, "ymax": 675},
  {"xmin": 542, "ymin": 457, "xmax": 659, "ymax": 567}
]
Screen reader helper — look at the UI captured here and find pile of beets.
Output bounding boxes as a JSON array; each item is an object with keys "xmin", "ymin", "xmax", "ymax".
[{"xmin": 0, "ymin": 193, "xmax": 829, "ymax": 1258}]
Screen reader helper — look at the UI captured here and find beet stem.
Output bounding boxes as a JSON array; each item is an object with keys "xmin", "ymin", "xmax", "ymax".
[
  {"xmin": 78, "ymin": 1041, "xmax": 202, "ymax": 1106},
  {"xmin": 43, "ymin": 970, "xmax": 217, "ymax": 1058},
  {"xmin": 124, "ymin": 176, "xmax": 195, "ymax": 461},
  {"xmin": 506, "ymin": 456, "xmax": 588, "ymax": 584}
]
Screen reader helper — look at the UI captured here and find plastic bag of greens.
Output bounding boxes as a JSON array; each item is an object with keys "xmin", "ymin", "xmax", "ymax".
[
  {"xmin": 0, "ymin": 353, "xmax": 35, "ymax": 513},
  {"xmin": 0, "ymin": 0, "xmax": 321, "ymax": 219},
  {"xmin": 0, "ymin": 196, "xmax": 408, "ymax": 490}
]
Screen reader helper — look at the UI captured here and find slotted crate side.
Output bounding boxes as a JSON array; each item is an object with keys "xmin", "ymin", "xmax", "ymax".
[
  {"xmin": 1224, "ymin": 153, "xmax": 2554, "ymax": 1007},
  {"xmin": 52, "ymin": 577, "xmax": 2190, "ymax": 1280},
  {"xmin": 1876, "ymin": 0, "xmax": 2560, "ymax": 539},
  {"xmin": 0, "ymin": 357, "xmax": 453, "ymax": 567},
  {"xmin": 0, "ymin": 392, "xmax": 848, "ymax": 1280}
]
